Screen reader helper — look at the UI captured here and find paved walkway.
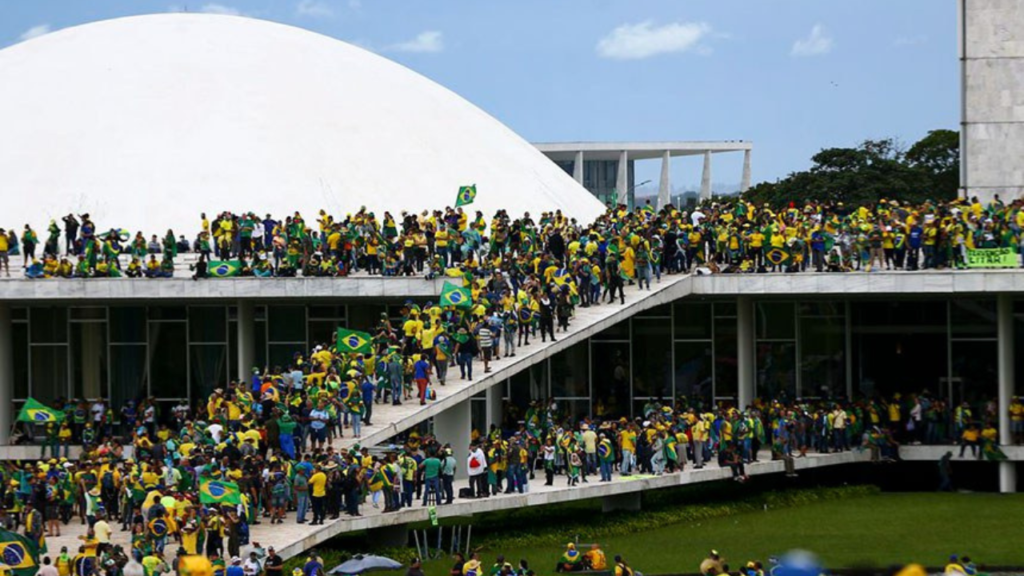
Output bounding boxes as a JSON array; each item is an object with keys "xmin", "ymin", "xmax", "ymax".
[{"xmin": 37, "ymin": 449, "xmax": 870, "ymax": 561}]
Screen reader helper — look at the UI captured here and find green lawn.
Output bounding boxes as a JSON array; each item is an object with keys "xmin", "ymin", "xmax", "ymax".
[{"xmin": 422, "ymin": 493, "xmax": 1024, "ymax": 575}]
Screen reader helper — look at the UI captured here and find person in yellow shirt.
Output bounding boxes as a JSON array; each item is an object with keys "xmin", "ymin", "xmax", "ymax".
[
  {"xmin": 1010, "ymin": 397, "xmax": 1024, "ymax": 445},
  {"xmin": 585, "ymin": 545, "xmax": 607, "ymax": 571},
  {"xmin": 308, "ymin": 467, "xmax": 328, "ymax": 525}
]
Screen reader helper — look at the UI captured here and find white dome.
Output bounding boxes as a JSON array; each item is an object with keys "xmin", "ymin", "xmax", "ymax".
[{"xmin": 0, "ymin": 14, "xmax": 604, "ymax": 236}]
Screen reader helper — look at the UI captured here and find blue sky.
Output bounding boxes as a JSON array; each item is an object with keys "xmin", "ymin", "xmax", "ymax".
[{"xmin": 0, "ymin": 0, "xmax": 957, "ymax": 193}]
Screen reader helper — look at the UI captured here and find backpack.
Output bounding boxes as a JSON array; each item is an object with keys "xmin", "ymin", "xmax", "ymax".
[
  {"xmin": 272, "ymin": 481, "xmax": 287, "ymax": 499},
  {"xmin": 101, "ymin": 471, "xmax": 115, "ymax": 490}
]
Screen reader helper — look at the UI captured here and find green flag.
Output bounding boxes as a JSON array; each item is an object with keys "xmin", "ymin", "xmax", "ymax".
[
  {"xmin": 207, "ymin": 260, "xmax": 242, "ymax": 278},
  {"xmin": 439, "ymin": 281, "xmax": 472, "ymax": 310},
  {"xmin": 199, "ymin": 478, "xmax": 242, "ymax": 506},
  {"xmin": 16, "ymin": 398, "xmax": 64, "ymax": 424},
  {"xmin": 0, "ymin": 528, "xmax": 40, "ymax": 576},
  {"xmin": 455, "ymin": 184, "xmax": 477, "ymax": 207},
  {"xmin": 336, "ymin": 328, "xmax": 373, "ymax": 355}
]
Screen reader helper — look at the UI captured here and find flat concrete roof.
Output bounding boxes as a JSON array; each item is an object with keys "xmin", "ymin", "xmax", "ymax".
[
  {"xmin": 534, "ymin": 141, "xmax": 752, "ymax": 162},
  {"xmin": 2, "ymin": 270, "xmax": 1022, "ymax": 304}
]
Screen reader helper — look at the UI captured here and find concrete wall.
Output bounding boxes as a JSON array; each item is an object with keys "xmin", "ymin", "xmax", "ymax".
[{"xmin": 962, "ymin": 0, "xmax": 1024, "ymax": 202}]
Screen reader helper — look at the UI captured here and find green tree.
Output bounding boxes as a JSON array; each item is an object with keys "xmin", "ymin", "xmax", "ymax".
[{"xmin": 743, "ymin": 131, "xmax": 959, "ymax": 207}]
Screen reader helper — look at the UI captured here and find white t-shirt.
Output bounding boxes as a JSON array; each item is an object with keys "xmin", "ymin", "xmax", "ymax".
[
  {"xmin": 467, "ymin": 448, "xmax": 486, "ymax": 476},
  {"xmin": 91, "ymin": 402, "xmax": 105, "ymax": 422},
  {"xmin": 207, "ymin": 423, "xmax": 224, "ymax": 443}
]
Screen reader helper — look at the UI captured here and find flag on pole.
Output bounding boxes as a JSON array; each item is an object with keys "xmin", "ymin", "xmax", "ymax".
[
  {"xmin": 0, "ymin": 529, "xmax": 39, "ymax": 576},
  {"xmin": 439, "ymin": 281, "xmax": 473, "ymax": 310},
  {"xmin": 335, "ymin": 328, "xmax": 373, "ymax": 355},
  {"xmin": 16, "ymin": 398, "xmax": 63, "ymax": 424},
  {"xmin": 455, "ymin": 184, "xmax": 477, "ymax": 207},
  {"xmin": 199, "ymin": 479, "xmax": 242, "ymax": 506},
  {"xmin": 208, "ymin": 260, "xmax": 242, "ymax": 278}
]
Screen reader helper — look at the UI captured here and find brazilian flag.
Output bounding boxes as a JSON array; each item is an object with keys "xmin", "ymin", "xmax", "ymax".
[
  {"xmin": 199, "ymin": 479, "xmax": 242, "ymax": 506},
  {"xmin": 439, "ymin": 281, "xmax": 472, "ymax": 310},
  {"xmin": 518, "ymin": 308, "xmax": 535, "ymax": 324},
  {"xmin": 148, "ymin": 517, "xmax": 169, "ymax": 538},
  {"xmin": 208, "ymin": 260, "xmax": 242, "ymax": 278},
  {"xmin": 455, "ymin": 184, "xmax": 477, "ymax": 208},
  {"xmin": 765, "ymin": 247, "xmax": 791, "ymax": 266},
  {"xmin": 0, "ymin": 529, "xmax": 39, "ymax": 576},
  {"xmin": 335, "ymin": 328, "xmax": 372, "ymax": 355},
  {"xmin": 16, "ymin": 398, "xmax": 63, "ymax": 424}
]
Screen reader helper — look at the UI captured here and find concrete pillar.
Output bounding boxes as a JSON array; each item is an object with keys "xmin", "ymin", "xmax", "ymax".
[
  {"xmin": 237, "ymin": 301, "xmax": 255, "ymax": 383},
  {"xmin": 602, "ymin": 491, "xmax": 641, "ymax": 513},
  {"xmin": 434, "ymin": 398, "xmax": 471, "ymax": 480},
  {"xmin": 658, "ymin": 150, "xmax": 671, "ymax": 210},
  {"xmin": 741, "ymin": 149, "xmax": 752, "ymax": 193},
  {"xmin": 485, "ymin": 385, "xmax": 503, "ymax": 433},
  {"xmin": 700, "ymin": 151, "xmax": 712, "ymax": 200},
  {"xmin": 997, "ymin": 294, "xmax": 1017, "ymax": 493},
  {"xmin": 573, "ymin": 151, "xmax": 584, "ymax": 185},
  {"xmin": 616, "ymin": 150, "xmax": 628, "ymax": 206},
  {"xmin": 737, "ymin": 296, "xmax": 755, "ymax": 410},
  {"xmin": 0, "ymin": 304, "xmax": 12, "ymax": 445}
]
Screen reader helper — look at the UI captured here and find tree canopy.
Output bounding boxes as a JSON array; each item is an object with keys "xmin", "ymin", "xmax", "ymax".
[{"xmin": 743, "ymin": 129, "xmax": 959, "ymax": 207}]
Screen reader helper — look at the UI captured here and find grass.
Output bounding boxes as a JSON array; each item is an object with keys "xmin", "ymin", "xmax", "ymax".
[{"xmin": 421, "ymin": 493, "xmax": 1024, "ymax": 575}]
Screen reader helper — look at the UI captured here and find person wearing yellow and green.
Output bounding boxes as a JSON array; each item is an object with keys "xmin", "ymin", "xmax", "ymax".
[{"xmin": 556, "ymin": 543, "xmax": 583, "ymax": 573}]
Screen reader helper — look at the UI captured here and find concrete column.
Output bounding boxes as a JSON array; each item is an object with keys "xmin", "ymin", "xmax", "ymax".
[
  {"xmin": 573, "ymin": 151, "xmax": 584, "ymax": 185},
  {"xmin": 741, "ymin": 149, "xmax": 752, "ymax": 193},
  {"xmin": 601, "ymin": 491, "xmax": 641, "ymax": 513},
  {"xmin": 237, "ymin": 301, "xmax": 255, "ymax": 383},
  {"xmin": 700, "ymin": 151, "xmax": 712, "ymax": 200},
  {"xmin": 616, "ymin": 150, "xmax": 628, "ymax": 206},
  {"xmin": 434, "ymin": 398, "xmax": 471, "ymax": 480},
  {"xmin": 737, "ymin": 296, "xmax": 755, "ymax": 410},
  {"xmin": 0, "ymin": 304, "xmax": 12, "ymax": 445},
  {"xmin": 658, "ymin": 150, "xmax": 671, "ymax": 210},
  {"xmin": 997, "ymin": 294, "xmax": 1017, "ymax": 493},
  {"xmin": 485, "ymin": 385, "xmax": 503, "ymax": 433}
]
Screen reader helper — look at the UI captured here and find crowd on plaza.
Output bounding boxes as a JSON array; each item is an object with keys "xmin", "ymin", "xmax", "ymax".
[{"xmin": 1, "ymin": 195, "xmax": 1023, "ymax": 280}]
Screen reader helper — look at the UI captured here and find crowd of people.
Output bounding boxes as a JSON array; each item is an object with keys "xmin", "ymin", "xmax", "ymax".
[{"xmin": 1, "ymin": 195, "xmax": 1023, "ymax": 280}]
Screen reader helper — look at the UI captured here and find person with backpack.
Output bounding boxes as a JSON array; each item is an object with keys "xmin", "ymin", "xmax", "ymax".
[{"xmin": 269, "ymin": 472, "xmax": 290, "ymax": 525}]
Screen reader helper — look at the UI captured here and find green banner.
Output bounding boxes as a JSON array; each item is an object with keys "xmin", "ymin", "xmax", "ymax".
[{"xmin": 966, "ymin": 248, "xmax": 1017, "ymax": 268}]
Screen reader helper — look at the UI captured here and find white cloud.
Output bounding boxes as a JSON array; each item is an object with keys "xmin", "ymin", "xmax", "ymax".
[
  {"xmin": 791, "ymin": 24, "xmax": 833, "ymax": 57},
  {"xmin": 19, "ymin": 24, "xmax": 51, "ymax": 42},
  {"xmin": 894, "ymin": 34, "xmax": 927, "ymax": 47},
  {"xmin": 296, "ymin": 0, "xmax": 334, "ymax": 18},
  {"xmin": 596, "ymin": 20, "xmax": 712, "ymax": 60},
  {"xmin": 388, "ymin": 31, "xmax": 444, "ymax": 53},
  {"xmin": 199, "ymin": 3, "xmax": 242, "ymax": 15}
]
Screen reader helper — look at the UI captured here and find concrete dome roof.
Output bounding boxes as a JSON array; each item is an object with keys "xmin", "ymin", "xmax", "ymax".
[{"xmin": 0, "ymin": 14, "xmax": 604, "ymax": 236}]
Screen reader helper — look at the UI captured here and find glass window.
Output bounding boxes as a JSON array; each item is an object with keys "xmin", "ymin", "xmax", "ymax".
[
  {"xmin": 714, "ymin": 317, "xmax": 737, "ymax": 400},
  {"xmin": 675, "ymin": 341, "xmax": 713, "ymax": 405},
  {"xmin": 149, "ymin": 323, "xmax": 188, "ymax": 399},
  {"xmin": 31, "ymin": 346, "xmax": 68, "ymax": 403},
  {"xmin": 756, "ymin": 302, "xmax": 796, "ymax": 340},
  {"xmin": 71, "ymin": 322, "xmax": 108, "ymax": 400},
  {"xmin": 593, "ymin": 320, "xmax": 629, "ymax": 340},
  {"xmin": 148, "ymin": 307, "xmax": 186, "ymax": 321},
  {"xmin": 191, "ymin": 345, "xmax": 228, "ymax": 400},
  {"xmin": 228, "ymin": 322, "xmax": 238, "ymax": 383},
  {"xmin": 308, "ymin": 320, "xmax": 340, "ymax": 350},
  {"xmin": 951, "ymin": 341, "xmax": 998, "ymax": 408},
  {"xmin": 110, "ymin": 307, "xmax": 146, "ymax": 343},
  {"xmin": 269, "ymin": 343, "xmax": 306, "ymax": 371},
  {"xmin": 11, "ymin": 308, "xmax": 27, "ymax": 321},
  {"xmin": 30, "ymin": 308, "xmax": 67, "ymax": 343},
  {"xmin": 550, "ymin": 341, "xmax": 588, "ymax": 397},
  {"xmin": 799, "ymin": 316, "xmax": 845, "ymax": 398},
  {"xmin": 268, "ymin": 306, "xmax": 306, "ymax": 343},
  {"xmin": 470, "ymin": 398, "xmax": 487, "ymax": 438},
  {"xmin": 70, "ymin": 307, "xmax": 106, "ymax": 320},
  {"xmin": 13, "ymin": 324, "xmax": 28, "ymax": 399},
  {"xmin": 553, "ymin": 399, "xmax": 590, "ymax": 423},
  {"xmin": 308, "ymin": 305, "xmax": 346, "ymax": 320},
  {"xmin": 674, "ymin": 302, "xmax": 712, "ymax": 340},
  {"xmin": 853, "ymin": 301, "xmax": 946, "ymax": 328},
  {"xmin": 950, "ymin": 299, "xmax": 997, "ymax": 339},
  {"xmin": 632, "ymin": 318, "xmax": 672, "ymax": 400},
  {"xmin": 510, "ymin": 363, "xmax": 548, "ymax": 408},
  {"xmin": 714, "ymin": 302, "xmax": 737, "ymax": 318},
  {"xmin": 110, "ymin": 345, "xmax": 147, "ymax": 411},
  {"xmin": 189, "ymin": 307, "xmax": 227, "ymax": 342},
  {"xmin": 591, "ymin": 341, "xmax": 630, "ymax": 416},
  {"xmin": 637, "ymin": 303, "xmax": 671, "ymax": 318},
  {"xmin": 799, "ymin": 302, "xmax": 844, "ymax": 317},
  {"xmin": 756, "ymin": 342, "xmax": 796, "ymax": 401},
  {"xmin": 254, "ymin": 320, "xmax": 267, "ymax": 371},
  {"xmin": 348, "ymin": 304, "xmax": 386, "ymax": 333}
]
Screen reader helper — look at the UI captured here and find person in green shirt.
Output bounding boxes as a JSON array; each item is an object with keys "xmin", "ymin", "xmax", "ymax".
[{"xmin": 420, "ymin": 453, "xmax": 442, "ymax": 506}]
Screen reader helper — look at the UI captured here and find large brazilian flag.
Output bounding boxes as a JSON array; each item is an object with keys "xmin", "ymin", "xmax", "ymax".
[
  {"xmin": 208, "ymin": 260, "xmax": 242, "ymax": 278},
  {"xmin": 16, "ymin": 398, "xmax": 63, "ymax": 424},
  {"xmin": 765, "ymin": 247, "xmax": 791, "ymax": 266},
  {"xmin": 0, "ymin": 529, "xmax": 39, "ymax": 576},
  {"xmin": 439, "ymin": 281, "xmax": 472, "ymax": 310},
  {"xmin": 199, "ymin": 479, "xmax": 242, "ymax": 506},
  {"xmin": 335, "ymin": 328, "xmax": 373, "ymax": 355},
  {"xmin": 455, "ymin": 184, "xmax": 477, "ymax": 207}
]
